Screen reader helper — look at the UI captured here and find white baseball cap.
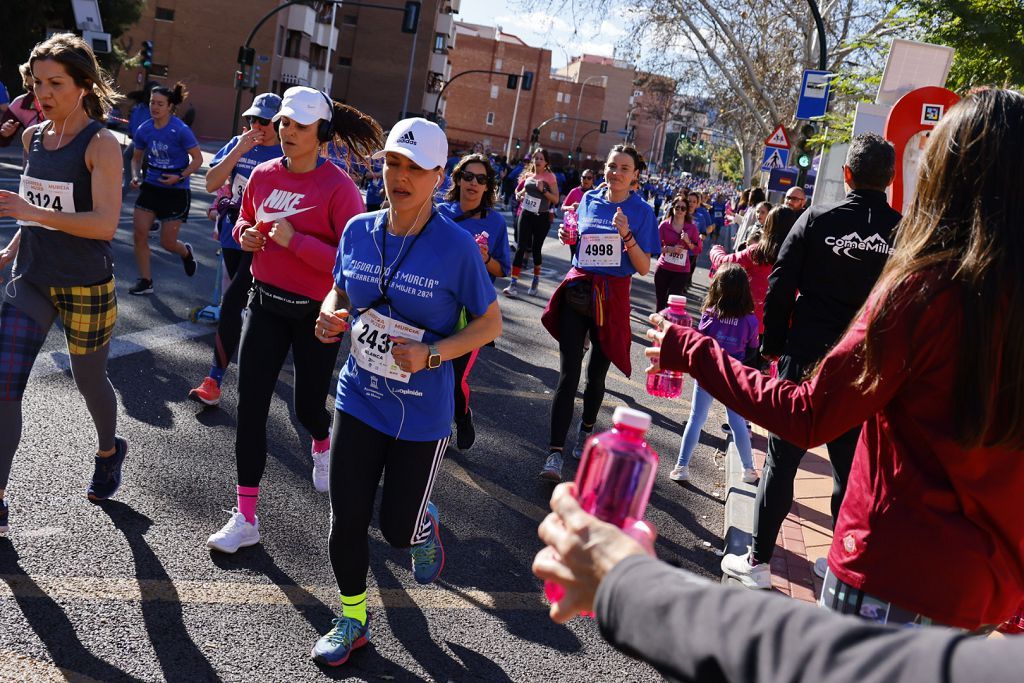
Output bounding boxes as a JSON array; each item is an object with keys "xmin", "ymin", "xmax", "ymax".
[
  {"xmin": 272, "ymin": 86, "xmax": 332, "ymax": 126},
  {"xmin": 372, "ymin": 117, "xmax": 448, "ymax": 170}
]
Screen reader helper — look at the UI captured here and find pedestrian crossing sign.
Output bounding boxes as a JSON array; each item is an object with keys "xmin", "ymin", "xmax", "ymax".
[{"xmin": 761, "ymin": 147, "xmax": 789, "ymax": 171}]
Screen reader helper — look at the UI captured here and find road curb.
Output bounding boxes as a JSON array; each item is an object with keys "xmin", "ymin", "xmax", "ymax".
[{"xmin": 721, "ymin": 440, "xmax": 757, "ymax": 586}]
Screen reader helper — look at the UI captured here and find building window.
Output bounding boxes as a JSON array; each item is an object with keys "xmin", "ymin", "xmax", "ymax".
[
  {"xmin": 342, "ymin": 14, "xmax": 357, "ymax": 26},
  {"xmin": 310, "ymin": 44, "xmax": 327, "ymax": 70},
  {"xmin": 558, "ymin": 132, "xmax": 566, "ymax": 141},
  {"xmin": 490, "ymin": 84, "xmax": 499, "ymax": 99},
  {"xmin": 486, "ymin": 112, "xmax": 495, "ymax": 126},
  {"xmin": 338, "ymin": 56, "xmax": 352, "ymax": 67},
  {"xmin": 563, "ymin": 93, "xmax": 570, "ymax": 104},
  {"xmin": 634, "ymin": 89, "xmax": 643, "ymax": 98},
  {"xmin": 433, "ymin": 33, "xmax": 446, "ymax": 53},
  {"xmin": 494, "ymin": 58, "xmax": 502, "ymax": 70},
  {"xmin": 155, "ymin": 7, "xmax": 175, "ymax": 21},
  {"xmin": 284, "ymin": 30, "xmax": 303, "ymax": 59},
  {"xmin": 550, "ymin": 131, "xmax": 557, "ymax": 141},
  {"xmin": 316, "ymin": 3, "xmax": 333, "ymax": 24}
]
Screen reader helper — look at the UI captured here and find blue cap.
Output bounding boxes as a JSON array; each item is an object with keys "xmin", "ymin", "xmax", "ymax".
[{"xmin": 242, "ymin": 92, "xmax": 282, "ymax": 120}]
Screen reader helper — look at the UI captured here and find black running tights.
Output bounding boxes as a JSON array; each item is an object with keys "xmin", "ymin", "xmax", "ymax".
[{"xmin": 548, "ymin": 297, "xmax": 611, "ymax": 449}]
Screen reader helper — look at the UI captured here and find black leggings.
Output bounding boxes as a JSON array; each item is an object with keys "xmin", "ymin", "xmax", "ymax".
[
  {"xmin": 513, "ymin": 211, "xmax": 550, "ymax": 269},
  {"xmin": 328, "ymin": 410, "xmax": 450, "ymax": 596},
  {"xmin": 750, "ymin": 355, "xmax": 860, "ymax": 564},
  {"xmin": 549, "ymin": 296, "xmax": 612, "ymax": 449},
  {"xmin": 654, "ymin": 267, "xmax": 691, "ymax": 312},
  {"xmin": 213, "ymin": 249, "xmax": 252, "ymax": 371},
  {"xmin": 234, "ymin": 299, "xmax": 340, "ymax": 487}
]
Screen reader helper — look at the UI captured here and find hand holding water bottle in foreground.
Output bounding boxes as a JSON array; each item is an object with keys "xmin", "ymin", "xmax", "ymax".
[{"xmin": 533, "ymin": 483, "xmax": 656, "ymax": 624}]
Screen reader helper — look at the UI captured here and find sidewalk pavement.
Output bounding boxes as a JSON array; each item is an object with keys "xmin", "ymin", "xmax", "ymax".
[{"xmin": 722, "ymin": 425, "xmax": 835, "ymax": 604}]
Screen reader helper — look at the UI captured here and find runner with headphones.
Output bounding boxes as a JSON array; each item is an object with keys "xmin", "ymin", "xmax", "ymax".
[
  {"xmin": 206, "ymin": 87, "xmax": 382, "ymax": 553},
  {"xmin": 310, "ymin": 119, "xmax": 501, "ymax": 666}
]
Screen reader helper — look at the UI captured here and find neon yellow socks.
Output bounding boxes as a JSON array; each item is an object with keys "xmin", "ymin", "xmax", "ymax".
[{"xmin": 341, "ymin": 592, "xmax": 367, "ymax": 625}]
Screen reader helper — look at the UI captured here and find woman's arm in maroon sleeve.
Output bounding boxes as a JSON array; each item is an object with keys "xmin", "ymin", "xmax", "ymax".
[{"xmin": 658, "ymin": 312, "xmax": 909, "ymax": 449}]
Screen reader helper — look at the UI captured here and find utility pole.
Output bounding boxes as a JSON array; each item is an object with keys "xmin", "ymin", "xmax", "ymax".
[{"xmin": 505, "ymin": 66, "xmax": 525, "ymax": 159}]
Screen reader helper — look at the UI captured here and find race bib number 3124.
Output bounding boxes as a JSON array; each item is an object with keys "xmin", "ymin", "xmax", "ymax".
[{"xmin": 18, "ymin": 175, "xmax": 76, "ymax": 230}]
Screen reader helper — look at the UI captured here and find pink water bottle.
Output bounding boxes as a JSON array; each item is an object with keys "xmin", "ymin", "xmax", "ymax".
[
  {"xmin": 475, "ymin": 230, "xmax": 489, "ymax": 247},
  {"xmin": 563, "ymin": 210, "xmax": 579, "ymax": 246},
  {"xmin": 646, "ymin": 294, "xmax": 692, "ymax": 398},
  {"xmin": 545, "ymin": 407, "xmax": 659, "ymax": 609}
]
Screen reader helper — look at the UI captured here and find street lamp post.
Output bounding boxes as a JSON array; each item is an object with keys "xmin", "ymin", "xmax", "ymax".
[
  {"xmin": 570, "ymin": 75, "xmax": 604, "ymax": 166},
  {"xmin": 806, "ymin": 0, "xmax": 827, "ymax": 71}
]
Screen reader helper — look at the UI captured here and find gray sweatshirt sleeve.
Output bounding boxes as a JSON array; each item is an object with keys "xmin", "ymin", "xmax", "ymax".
[{"xmin": 594, "ymin": 555, "xmax": 1023, "ymax": 683}]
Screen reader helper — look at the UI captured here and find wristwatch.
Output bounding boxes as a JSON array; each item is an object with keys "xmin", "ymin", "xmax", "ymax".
[{"xmin": 427, "ymin": 344, "xmax": 442, "ymax": 370}]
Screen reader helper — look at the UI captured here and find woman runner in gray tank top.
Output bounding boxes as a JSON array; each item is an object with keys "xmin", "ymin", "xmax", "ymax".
[{"xmin": 0, "ymin": 33, "xmax": 127, "ymax": 535}]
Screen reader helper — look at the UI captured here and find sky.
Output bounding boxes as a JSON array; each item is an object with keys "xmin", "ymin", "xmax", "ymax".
[{"xmin": 455, "ymin": 0, "xmax": 623, "ymax": 70}]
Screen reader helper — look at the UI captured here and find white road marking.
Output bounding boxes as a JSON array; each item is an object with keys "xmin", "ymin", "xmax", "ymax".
[{"xmin": 30, "ymin": 320, "xmax": 213, "ymax": 379}]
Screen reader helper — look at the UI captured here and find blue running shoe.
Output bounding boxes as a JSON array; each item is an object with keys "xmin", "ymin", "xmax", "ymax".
[
  {"xmin": 311, "ymin": 614, "xmax": 370, "ymax": 666},
  {"xmin": 0, "ymin": 499, "xmax": 8, "ymax": 535},
  {"xmin": 411, "ymin": 501, "xmax": 445, "ymax": 584},
  {"xmin": 87, "ymin": 436, "xmax": 128, "ymax": 501}
]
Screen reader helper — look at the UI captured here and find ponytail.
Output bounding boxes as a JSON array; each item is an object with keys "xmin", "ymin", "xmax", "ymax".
[
  {"xmin": 328, "ymin": 101, "xmax": 384, "ymax": 162},
  {"xmin": 152, "ymin": 81, "xmax": 188, "ymax": 109}
]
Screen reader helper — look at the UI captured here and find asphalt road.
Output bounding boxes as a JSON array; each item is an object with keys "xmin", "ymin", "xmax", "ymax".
[{"xmin": 0, "ymin": 157, "xmax": 734, "ymax": 682}]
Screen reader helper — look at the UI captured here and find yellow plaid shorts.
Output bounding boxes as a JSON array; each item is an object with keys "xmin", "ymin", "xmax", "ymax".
[{"xmin": 48, "ymin": 278, "xmax": 118, "ymax": 355}]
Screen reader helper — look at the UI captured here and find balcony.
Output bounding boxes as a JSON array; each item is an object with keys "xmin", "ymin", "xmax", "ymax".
[
  {"xmin": 312, "ymin": 21, "xmax": 337, "ymax": 49},
  {"xmin": 286, "ymin": 4, "xmax": 315, "ymax": 37},
  {"xmin": 308, "ymin": 67, "xmax": 333, "ymax": 92},
  {"xmin": 424, "ymin": 91, "xmax": 445, "ymax": 117},
  {"xmin": 279, "ymin": 56, "xmax": 310, "ymax": 86},
  {"xmin": 436, "ymin": 12, "xmax": 454, "ymax": 40},
  {"xmin": 429, "ymin": 51, "xmax": 448, "ymax": 76},
  {"xmin": 446, "ymin": 0, "xmax": 462, "ymax": 14}
]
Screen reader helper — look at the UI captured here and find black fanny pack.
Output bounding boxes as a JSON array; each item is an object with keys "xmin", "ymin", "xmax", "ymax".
[
  {"xmin": 249, "ymin": 281, "xmax": 320, "ymax": 319},
  {"xmin": 563, "ymin": 280, "xmax": 593, "ymax": 317}
]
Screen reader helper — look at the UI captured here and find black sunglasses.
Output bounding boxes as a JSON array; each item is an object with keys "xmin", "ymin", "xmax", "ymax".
[
  {"xmin": 247, "ymin": 116, "xmax": 272, "ymax": 126},
  {"xmin": 458, "ymin": 170, "xmax": 488, "ymax": 184}
]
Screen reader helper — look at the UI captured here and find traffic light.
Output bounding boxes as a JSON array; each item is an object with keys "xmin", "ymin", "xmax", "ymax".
[
  {"xmin": 401, "ymin": 1, "xmax": 421, "ymax": 34},
  {"xmin": 515, "ymin": 138, "xmax": 521, "ymax": 150},
  {"xmin": 795, "ymin": 123, "xmax": 816, "ymax": 185},
  {"xmin": 531, "ymin": 127, "xmax": 540, "ymax": 144},
  {"xmin": 249, "ymin": 63, "xmax": 262, "ymax": 91},
  {"xmin": 238, "ymin": 46, "xmax": 255, "ymax": 66},
  {"xmin": 141, "ymin": 41, "xmax": 154, "ymax": 70},
  {"xmin": 234, "ymin": 70, "xmax": 246, "ymax": 90},
  {"xmin": 507, "ymin": 74, "xmax": 518, "ymax": 90},
  {"xmin": 599, "ymin": 119, "xmax": 607, "ymax": 134},
  {"xmin": 521, "ymin": 71, "xmax": 534, "ymax": 91}
]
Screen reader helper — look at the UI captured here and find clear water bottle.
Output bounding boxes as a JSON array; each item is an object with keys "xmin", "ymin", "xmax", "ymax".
[
  {"xmin": 475, "ymin": 230, "xmax": 489, "ymax": 247},
  {"xmin": 545, "ymin": 407, "xmax": 659, "ymax": 609},
  {"xmin": 563, "ymin": 210, "xmax": 579, "ymax": 246},
  {"xmin": 646, "ymin": 295, "xmax": 692, "ymax": 399}
]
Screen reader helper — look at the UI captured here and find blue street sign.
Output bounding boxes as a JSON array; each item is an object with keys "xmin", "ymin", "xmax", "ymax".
[
  {"xmin": 796, "ymin": 69, "xmax": 832, "ymax": 120},
  {"xmin": 761, "ymin": 147, "xmax": 789, "ymax": 172}
]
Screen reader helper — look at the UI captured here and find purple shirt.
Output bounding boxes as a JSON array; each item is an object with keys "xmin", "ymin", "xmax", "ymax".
[{"xmin": 697, "ymin": 309, "xmax": 759, "ymax": 359}]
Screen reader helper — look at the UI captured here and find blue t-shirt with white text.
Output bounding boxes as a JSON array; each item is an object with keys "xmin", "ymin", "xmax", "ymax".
[
  {"xmin": 692, "ymin": 206, "xmax": 712, "ymax": 236},
  {"xmin": 572, "ymin": 189, "xmax": 660, "ymax": 278},
  {"xmin": 437, "ymin": 201, "xmax": 511, "ymax": 282},
  {"xmin": 210, "ymin": 137, "xmax": 283, "ymax": 248},
  {"xmin": 333, "ymin": 210, "xmax": 497, "ymax": 441},
  {"xmin": 134, "ymin": 116, "xmax": 199, "ymax": 188}
]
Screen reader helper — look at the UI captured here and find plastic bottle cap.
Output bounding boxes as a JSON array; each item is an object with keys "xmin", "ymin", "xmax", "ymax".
[
  {"xmin": 612, "ymin": 406, "xmax": 651, "ymax": 432},
  {"xmin": 480, "ymin": 231, "xmax": 489, "ymax": 238},
  {"xmin": 668, "ymin": 295, "xmax": 686, "ymax": 306}
]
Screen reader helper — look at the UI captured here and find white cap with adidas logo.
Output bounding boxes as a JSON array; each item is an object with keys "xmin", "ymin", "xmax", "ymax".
[{"xmin": 373, "ymin": 117, "xmax": 448, "ymax": 170}]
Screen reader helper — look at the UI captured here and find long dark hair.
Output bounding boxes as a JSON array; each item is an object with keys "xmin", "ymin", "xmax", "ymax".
[
  {"xmin": 29, "ymin": 32, "xmax": 120, "ymax": 121},
  {"xmin": 857, "ymin": 87, "xmax": 1024, "ymax": 449},
  {"xmin": 327, "ymin": 101, "xmax": 383, "ymax": 161},
  {"xmin": 609, "ymin": 143, "xmax": 647, "ymax": 174},
  {"xmin": 704, "ymin": 263, "xmax": 754, "ymax": 319},
  {"xmin": 751, "ymin": 206, "xmax": 799, "ymax": 265},
  {"xmin": 526, "ymin": 147, "xmax": 549, "ymax": 174},
  {"xmin": 444, "ymin": 153, "xmax": 498, "ymax": 209}
]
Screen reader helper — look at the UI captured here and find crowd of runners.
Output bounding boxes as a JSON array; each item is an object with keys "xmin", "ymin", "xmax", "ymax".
[{"xmin": 0, "ymin": 32, "xmax": 1021, "ymax": 679}]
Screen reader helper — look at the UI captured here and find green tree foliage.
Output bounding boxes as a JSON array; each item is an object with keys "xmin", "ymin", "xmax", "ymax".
[
  {"xmin": 909, "ymin": 0, "xmax": 1024, "ymax": 88},
  {"xmin": 0, "ymin": 1, "xmax": 144, "ymax": 98}
]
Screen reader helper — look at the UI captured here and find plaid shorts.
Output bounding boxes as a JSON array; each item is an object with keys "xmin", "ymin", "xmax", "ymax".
[{"xmin": 48, "ymin": 279, "xmax": 118, "ymax": 355}]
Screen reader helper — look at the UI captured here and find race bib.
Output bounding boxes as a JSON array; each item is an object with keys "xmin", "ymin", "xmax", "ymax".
[
  {"xmin": 662, "ymin": 250, "xmax": 689, "ymax": 268},
  {"xmin": 18, "ymin": 175, "xmax": 76, "ymax": 230},
  {"xmin": 521, "ymin": 194, "xmax": 541, "ymax": 214},
  {"xmin": 230, "ymin": 172, "xmax": 249, "ymax": 202},
  {"xmin": 578, "ymin": 232, "xmax": 622, "ymax": 268},
  {"xmin": 350, "ymin": 309, "xmax": 425, "ymax": 384}
]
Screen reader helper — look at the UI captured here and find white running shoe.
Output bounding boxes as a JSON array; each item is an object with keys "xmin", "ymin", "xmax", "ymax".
[
  {"xmin": 502, "ymin": 281, "xmax": 519, "ymax": 298},
  {"xmin": 742, "ymin": 468, "xmax": 759, "ymax": 484},
  {"xmin": 207, "ymin": 508, "xmax": 260, "ymax": 554},
  {"xmin": 669, "ymin": 465, "xmax": 690, "ymax": 481},
  {"xmin": 312, "ymin": 447, "xmax": 331, "ymax": 493},
  {"xmin": 721, "ymin": 551, "xmax": 771, "ymax": 589}
]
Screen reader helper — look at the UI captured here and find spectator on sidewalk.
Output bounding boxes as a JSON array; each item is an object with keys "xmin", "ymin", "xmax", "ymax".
[
  {"xmin": 0, "ymin": 64, "xmax": 43, "ymax": 148},
  {"xmin": 784, "ymin": 185, "xmax": 807, "ymax": 213},
  {"xmin": 534, "ymin": 483, "xmax": 1024, "ymax": 683},
  {"xmin": 732, "ymin": 187, "xmax": 766, "ymax": 251},
  {"xmin": 647, "ymin": 88, "xmax": 1024, "ymax": 630}
]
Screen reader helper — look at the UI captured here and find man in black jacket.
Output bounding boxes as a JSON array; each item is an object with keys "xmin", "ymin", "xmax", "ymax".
[
  {"xmin": 722, "ymin": 133, "xmax": 902, "ymax": 589},
  {"xmin": 533, "ymin": 484, "xmax": 1023, "ymax": 683}
]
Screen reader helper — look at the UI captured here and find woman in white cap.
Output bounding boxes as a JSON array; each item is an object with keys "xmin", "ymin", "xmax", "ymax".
[
  {"xmin": 188, "ymin": 92, "xmax": 283, "ymax": 406},
  {"xmin": 206, "ymin": 86, "xmax": 382, "ymax": 554},
  {"xmin": 311, "ymin": 118, "xmax": 501, "ymax": 667}
]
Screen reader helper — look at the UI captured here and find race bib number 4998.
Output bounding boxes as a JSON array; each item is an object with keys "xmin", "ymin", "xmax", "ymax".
[
  {"xmin": 578, "ymin": 232, "xmax": 622, "ymax": 268},
  {"xmin": 18, "ymin": 175, "xmax": 76, "ymax": 229}
]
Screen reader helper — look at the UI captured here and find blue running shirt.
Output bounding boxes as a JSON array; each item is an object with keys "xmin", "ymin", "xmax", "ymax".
[
  {"xmin": 210, "ymin": 137, "xmax": 283, "ymax": 248},
  {"xmin": 436, "ymin": 201, "xmax": 511, "ymax": 282},
  {"xmin": 133, "ymin": 116, "xmax": 199, "ymax": 188},
  {"xmin": 572, "ymin": 189, "xmax": 660, "ymax": 277}
]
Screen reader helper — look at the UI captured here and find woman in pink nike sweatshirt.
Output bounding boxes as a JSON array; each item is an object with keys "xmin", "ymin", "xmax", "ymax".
[{"xmin": 206, "ymin": 86, "xmax": 382, "ymax": 555}]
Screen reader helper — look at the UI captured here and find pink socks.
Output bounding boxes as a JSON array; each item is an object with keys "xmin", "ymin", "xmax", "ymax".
[
  {"xmin": 237, "ymin": 485, "xmax": 259, "ymax": 524},
  {"xmin": 313, "ymin": 435, "xmax": 331, "ymax": 455}
]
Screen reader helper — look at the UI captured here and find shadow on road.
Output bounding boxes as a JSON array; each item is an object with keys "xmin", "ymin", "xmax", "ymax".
[
  {"xmin": 0, "ymin": 539, "xmax": 142, "ymax": 682},
  {"xmin": 97, "ymin": 500, "xmax": 219, "ymax": 683}
]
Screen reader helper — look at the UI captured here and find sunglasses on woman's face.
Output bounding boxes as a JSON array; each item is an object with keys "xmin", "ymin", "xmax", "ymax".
[
  {"xmin": 247, "ymin": 116, "xmax": 272, "ymax": 126},
  {"xmin": 458, "ymin": 170, "xmax": 488, "ymax": 184}
]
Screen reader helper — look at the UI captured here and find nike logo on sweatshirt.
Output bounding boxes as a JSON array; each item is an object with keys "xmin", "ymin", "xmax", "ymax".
[{"xmin": 257, "ymin": 189, "xmax": 317, "ymax": 222}]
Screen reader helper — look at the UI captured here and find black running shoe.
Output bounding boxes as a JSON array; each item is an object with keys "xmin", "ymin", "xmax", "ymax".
[
  {"xmin": 455, "ymin": 409, "xmax": 476, "ymax": 451},
  {"xmin": 182, "ymin": 243, "xmax": 197, "ymax": 277},
  {"xmin": 128, "ymin": 278, "xmax": 153, "ymax": 295},
  {"xmin": 0, "ymin": 498, "xmax": 8, "ymax": 535},
  {"xmin": 87, "ymin": 437, "xmax": 128, "ymax": 501}
]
